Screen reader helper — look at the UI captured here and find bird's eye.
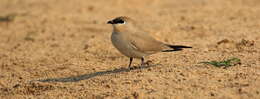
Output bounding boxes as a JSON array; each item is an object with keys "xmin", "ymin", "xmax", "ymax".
[{"xmin": 114, "ymin": 19, "xmax": 125, "ymax": 24}]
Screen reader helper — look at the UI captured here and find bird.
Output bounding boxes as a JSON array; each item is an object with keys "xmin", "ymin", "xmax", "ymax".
[{"xmin": 107, "ymin": 16, "xmax": 192, "ymax": 68}]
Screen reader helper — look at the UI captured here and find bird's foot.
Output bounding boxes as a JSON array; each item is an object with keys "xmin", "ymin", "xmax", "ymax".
[
  {"xmin": 128, "ymin": 66, "xmax": 140, "ymax": 70},
  {"xmin": 141, "ymin": 60, "xmax": 152, "ymax": 66}
]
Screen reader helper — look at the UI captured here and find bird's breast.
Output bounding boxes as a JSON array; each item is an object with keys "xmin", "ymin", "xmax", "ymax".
[
  {"xmin": 111, "ymin": 32, "xmax": 146, "ymax": 58},
  {"xmin": 111, "ymin": 32, "xmax": 129, "ymax": 52}
]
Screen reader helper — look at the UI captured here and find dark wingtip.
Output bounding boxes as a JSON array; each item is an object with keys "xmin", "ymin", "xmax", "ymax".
[
  {"xmin": 107, "ymin": 20, "xmax": 113, "ymax": 24},
  {"xmin": 162, "ymin": 44, "xmax": 192, "ymax": 52}
]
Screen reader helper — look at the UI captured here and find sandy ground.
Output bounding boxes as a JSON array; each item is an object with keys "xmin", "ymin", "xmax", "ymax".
[{"xmin": 0, "ymin": 0, "xmax": 260, "ymax": 98}]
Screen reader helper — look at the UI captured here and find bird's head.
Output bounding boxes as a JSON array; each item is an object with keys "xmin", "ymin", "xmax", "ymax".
[
  {"xmin": 107, "ymin": 16, "xmax": 130, "ymax": 25},
  {"xmin": 107, "ymin": 16, "xmax": 136, "ymax": 32}
]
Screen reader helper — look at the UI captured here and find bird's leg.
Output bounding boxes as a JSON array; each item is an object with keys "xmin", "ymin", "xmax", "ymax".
[
  {"xmin": 141, "ymin": 57, "xmax": 145, "ymax": 66},
  {"xmin": 141, "ymin": 57, "xmax": 152, "ymax": 66},
  {"xmin": 128, "ymin": 57, "xmax": 133, "ymax": 68}
]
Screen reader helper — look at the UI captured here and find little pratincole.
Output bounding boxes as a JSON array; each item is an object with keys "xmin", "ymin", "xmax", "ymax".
[{"xmin": 107, "ymin": 16, "xmax": 192, "ymax": 68}]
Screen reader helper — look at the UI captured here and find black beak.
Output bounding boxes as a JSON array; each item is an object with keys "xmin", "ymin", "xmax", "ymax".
[{"xmin": 107, "ymin": 20, "xmax": 113, "ymax": 24}]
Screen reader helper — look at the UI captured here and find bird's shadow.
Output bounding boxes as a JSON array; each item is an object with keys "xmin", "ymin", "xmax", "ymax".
[{"xmin": 35, "ymin": 64, "xmax": 159, "ymax": 83}]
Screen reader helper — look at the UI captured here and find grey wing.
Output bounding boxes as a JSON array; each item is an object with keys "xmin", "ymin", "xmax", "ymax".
[{"xmin": 128, "ymin": 32, "xmax": 167, "ymax": 54}]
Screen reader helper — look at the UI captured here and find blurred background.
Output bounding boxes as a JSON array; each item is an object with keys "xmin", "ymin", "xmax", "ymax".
[{"xmin": 0, "ymin": 0, "xmax": 259, "ymax": 98}]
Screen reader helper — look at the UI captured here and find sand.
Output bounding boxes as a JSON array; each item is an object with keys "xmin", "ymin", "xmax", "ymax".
[{"xmin": 0, "ymin": 0, "xmax": 260, "ymax": 98}]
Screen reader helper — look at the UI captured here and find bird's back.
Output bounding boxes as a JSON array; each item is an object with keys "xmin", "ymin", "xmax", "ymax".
[{"xmin": 127, "ymin": 31, "xmax": 167, "ymax": 54}]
